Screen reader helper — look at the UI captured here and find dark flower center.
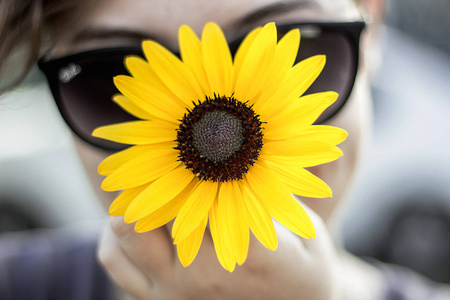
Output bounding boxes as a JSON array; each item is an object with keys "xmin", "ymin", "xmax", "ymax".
[
  {"xmin": 192, "ymin": 110, "xmax": 244, "ymax": 163},
  {"xmin": 176, "ymin": 95, "xmax": 263, "ymax": 182}
]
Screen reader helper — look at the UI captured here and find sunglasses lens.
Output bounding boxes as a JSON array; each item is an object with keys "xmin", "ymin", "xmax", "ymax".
[
  {"xmin": 54, "ymin": 51, "xmax": 139, "ymax": 150},
  {"xmin": 288, "ymin": 27, "xmax": 356, "ymax": 123}
]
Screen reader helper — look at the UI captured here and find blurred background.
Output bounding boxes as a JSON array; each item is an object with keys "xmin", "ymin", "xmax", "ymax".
[
  {"xmin": 340, "ymin": 0, "xmax": 450, "ymax": 283},
  {"xmin": 1, "ymin": 0, "xmax": 449, "ymax": 284}
]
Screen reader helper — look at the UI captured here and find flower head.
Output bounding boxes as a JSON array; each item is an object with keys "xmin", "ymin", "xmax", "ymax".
[{"xmin": 93, "ymin": 22, "xmax": 347, "ymax": 271}]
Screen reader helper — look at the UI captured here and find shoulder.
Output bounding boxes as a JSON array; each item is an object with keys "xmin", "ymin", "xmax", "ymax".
[
  {"xmin": 0, "ymin": 227, "xmax": 115, "ymax": 300},
  {"xmin": 376, "ymin": 261, "xmax": 450, "ymax": 300}
]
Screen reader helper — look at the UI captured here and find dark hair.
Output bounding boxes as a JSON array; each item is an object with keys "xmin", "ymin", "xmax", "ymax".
[{"xmin": 0, "ymin": 0, "xmax": 82, "ymax": 92}]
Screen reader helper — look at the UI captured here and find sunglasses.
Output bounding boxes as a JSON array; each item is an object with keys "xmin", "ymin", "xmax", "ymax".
[{"xmin": 38, "ymin": 21, "xmax": 366, "ymax": 151}]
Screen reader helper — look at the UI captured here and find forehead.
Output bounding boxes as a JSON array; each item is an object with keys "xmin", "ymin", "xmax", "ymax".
[{"xmin": 56, "ymin": 0, "xmax": 360, "ymax": 54}]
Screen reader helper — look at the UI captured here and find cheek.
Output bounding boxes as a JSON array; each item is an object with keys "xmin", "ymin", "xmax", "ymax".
[{"xmin": 301, "ymin": 72, "xmax": 372, "ymax": 221}]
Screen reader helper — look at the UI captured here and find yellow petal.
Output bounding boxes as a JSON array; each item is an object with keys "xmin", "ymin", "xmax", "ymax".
[
  {"xmin": 142, "ymin": 40, "xmax": 203, "ymax": 107},
  {"xmin": 124, "ymin": 55, "xmax": 155, "ymax": 83},
  {"xmin": 179, "ymin": 25, "xmax": 212, "ymax": 97},
  {"xmin": 124, "ymin": 166, "xmax": 194, "ymax": 223},
  {"xmin": 233, "ymin": 22, "xmax": 277, "ymax": 102},
  {"xmin": 260, "ymin": 149, "xmax": 342, "ymax": 169},
  {"xmin": 124, "ymin": 55, "xmax": 186, "ymax": 107},
  {"xmin": 240, "ymin": 183, "xmax": 277, "ymax": 250},
  {"xmin": 98, "ymin": 143, "xmax": 175, "ymax": 176},
  {"xmin": 272, "ymin": 28, "xmax": 301, "ymax": 82},
  {"xmin": 218, "ymin": 181, "xmax": 249, "ymax": 265},
  {"xmin": 259, "ymin": 55, "xmax": 326, "ymax": 119},
  {"xmin": 262, "ymin": 139, "xmax": 342, "ymax": 161},
  {"xmin": 177, "ymin": 216, "xmax": 208, "ymax": 267},
  {"xmin": 254, "ymin": 29, "xmax": 300, "ymax": 109},
  {"xmin": 101, "ymin": 148, "xmax": 180, "ymax": 191},
  {"xmin": 292, "ymin": 125, "xmax": 348, "ymax": 145},
  {"xmin": 109, "ymin": 184, "xmax": 149, "ymax": 216},
  {"xmin": 230, "ymin": 181, "xmax": 250, "ymax": 264},
  {"xmin": 245, "ymin": 162, "xmax": 315, "ymax": 239},
  {"xmin": 232, "ymin": 27, "xmax": 261, "ymax": 90},
  {"xmin": 264, "ymin": 92, "xmax": 338, "ymax": 140},
  {"xmin": 264, "ymin": 160, "xmax": 332, "ymax": 198},
  {"xmin": 135, "ymin": 180, "xmax": 197, "ymax": 232},
  {"xmin": 114, "ymin": 75, "xmax": 184, "ymax": 122},
  {"xmin": 209, "ymin": 197, "xmax": 236, "ymax": 272},
  {"xmin": 172, "ymin": 180, "xmax": 218, "ymax": 244},
  {"xmin": 112, "ymin": 94, "xmax": 153, "ymax": 120},
  {"xmin": 201, "ymin": 22, "xmax": 233, "ymax": 96},
  {"xmin": 92, "ymin": 120, "xmax": 177, "ymax": 145}
]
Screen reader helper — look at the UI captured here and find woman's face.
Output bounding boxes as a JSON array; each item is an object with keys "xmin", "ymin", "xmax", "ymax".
[{"xmin": 53, "ymin": 0, "xmax": 372, "ymax": 222}]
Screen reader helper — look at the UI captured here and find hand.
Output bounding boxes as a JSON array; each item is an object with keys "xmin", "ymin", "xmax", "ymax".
[{"xmin": 98, "ymin": 204, "xmax": 341, "ymax": 300}]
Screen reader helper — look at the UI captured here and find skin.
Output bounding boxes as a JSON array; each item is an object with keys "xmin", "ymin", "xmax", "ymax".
[{"xmin": 51, "ymin": 0, "xmax": 384, "ymax": 298}]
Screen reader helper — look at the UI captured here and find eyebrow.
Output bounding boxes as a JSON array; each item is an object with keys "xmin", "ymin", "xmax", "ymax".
[
  {"xmin": 70, "ymin": 28, "xmax": 159, "ymax": 46},
  {"xmin": 70, "ymin": 0, "xmax": 317, "ymax": 47},
  {"xmin": 231, "ymin": 0, "xmax": 318, "ymax": 31}
]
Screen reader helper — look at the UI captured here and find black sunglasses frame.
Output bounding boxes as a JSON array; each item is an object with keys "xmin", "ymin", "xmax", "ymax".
[
  {"xmin": 38, "ymin": 21, "xmax": 366, "ymax": 151},
  {"xmin": 277, "ymin": 21, "xmax": 366, "ymax": 123}
]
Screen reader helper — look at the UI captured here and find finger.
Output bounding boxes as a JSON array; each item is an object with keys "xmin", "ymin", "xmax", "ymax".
[
  {"xmin": 98, "ymin": 224, "xmax": 155, "ymax": 300},
  {"xmin": 297, "ymin": 201, "xmax": 333, "ymax": 252},
  {"xmin": 294, "ymin": 200, "xmax": 340, "ymax": 296},
  {"xmin": 109, "ymin": 216, "xmax": 175, "ymax": 280}
]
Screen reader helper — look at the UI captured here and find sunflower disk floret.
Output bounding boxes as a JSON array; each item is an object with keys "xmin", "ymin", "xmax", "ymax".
[{"xmin": 176, "ymin": 95, "xmax": 263, "ymax": 182}]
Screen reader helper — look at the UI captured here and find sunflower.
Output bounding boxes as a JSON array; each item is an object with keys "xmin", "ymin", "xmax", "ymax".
[{"xmin": 93, "ymin": 22, "xmax": 347, "ymax": 272}]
